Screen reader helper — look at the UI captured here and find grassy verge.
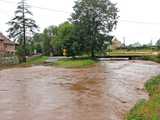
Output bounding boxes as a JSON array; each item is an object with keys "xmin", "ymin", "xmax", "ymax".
[
  {"xmin": 26, "ymin": 56, "xmax": 48, "ymax": 65},
  {"xmin": 143, "ymin": 56, "xmax": 160, "ymax": 63},
  {"xmin": 53, "ymin": 58, "xmax": 97, "ymax": 68},
  {"xmin": 126, "ymin": 75, "xmax": 160, "ymax": 120}
]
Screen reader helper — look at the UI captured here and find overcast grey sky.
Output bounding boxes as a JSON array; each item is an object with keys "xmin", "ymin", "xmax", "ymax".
[{"xmin": 0, "ymin": 0, "xmax": 160, "ymax": 45}]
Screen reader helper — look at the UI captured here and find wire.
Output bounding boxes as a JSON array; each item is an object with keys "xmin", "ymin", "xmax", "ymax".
[
  {"xmin": 1, "ymin": 0, "xmax": 160, "ymax": 25},
  {"xmin": 0, "ymin": 0, "xmax": 71, "ymax": 13},
  {"xmin": 120, "ymin": 19, "xmax": 160, "ymax": 25},
  {"xmin": 31, "ymin": 5, "xmax": 71, "ymax": 14}
]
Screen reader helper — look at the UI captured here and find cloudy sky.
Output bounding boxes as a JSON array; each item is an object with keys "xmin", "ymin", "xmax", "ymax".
[{"xmin": 0, "ymin": 0, "xmax": 160, "ymax": 45}]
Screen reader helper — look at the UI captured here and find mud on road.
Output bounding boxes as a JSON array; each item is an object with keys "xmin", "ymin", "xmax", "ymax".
[{"xmin": 0, "ymin": 60, "xmax": 159, "ymax": 120}]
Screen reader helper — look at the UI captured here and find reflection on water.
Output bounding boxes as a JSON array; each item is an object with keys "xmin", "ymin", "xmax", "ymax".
[{"xmin": 0, "ymin": 61, "xmax": 159, "ymax": 120}]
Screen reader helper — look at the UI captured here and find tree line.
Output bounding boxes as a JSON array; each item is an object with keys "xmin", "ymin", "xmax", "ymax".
[{"xmin": 7, "ymin": 0, "xmax": 119, "ymax": 62}]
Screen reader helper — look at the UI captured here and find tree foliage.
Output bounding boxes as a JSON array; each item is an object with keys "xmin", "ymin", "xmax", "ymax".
[
  {"xmin": 31, "ymin": 0, "xmax": 119, "ymax": 57},
  {"xmin": 70, "ymin": 0, "xmax": 119, "ymax": 57},
  {"xmin": 7, "ymin": 0, "xmax": 38, "ymax": 62},
  {"xmin": 24, "ymin": 0, "xmax": 119, "ymax": 58},
  {"xmin": 42, "ymin": 26, "xmax": 57, "ymax": 55},
  {"xmin": 53, "ymin": 22, "xmax": 80, "ymax": 56}
]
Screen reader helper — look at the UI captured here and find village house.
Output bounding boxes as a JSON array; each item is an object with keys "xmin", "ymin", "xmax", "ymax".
[
  {"xmin": 0, "ymin": 32, "xmax": 16, "ymax": 55},
  {"xmin": 111, "ymin": 37, "xmax": 123, "ymax": 49}
]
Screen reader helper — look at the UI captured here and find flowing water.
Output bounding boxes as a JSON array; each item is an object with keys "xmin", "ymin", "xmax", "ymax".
[{"xmin": 0, "ymin": 60, "xmax": 159, "ymax": 120}]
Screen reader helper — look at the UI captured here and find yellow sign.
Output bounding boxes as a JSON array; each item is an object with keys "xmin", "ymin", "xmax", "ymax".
[{"xmin": 63, "ymin": 49, "xmax": 68, "ymax": 56}]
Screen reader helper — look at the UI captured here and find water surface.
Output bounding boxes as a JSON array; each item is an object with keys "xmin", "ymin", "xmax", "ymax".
[{"xmin": 0, "ymin": 60, "xmax": 159, "ymax": 120}]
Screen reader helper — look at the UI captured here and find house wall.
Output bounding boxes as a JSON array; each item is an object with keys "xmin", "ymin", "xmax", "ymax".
[
  {"xmin": 0, "ymin": 33, "xmax": 16, "ymax": 54},
  {"xmin": 0, "ymin": 40, "xmax": 4, "ymax": 52},
  {"xmin": 0, "ymin": 42, "xmax": 16, "ymax": 54},
  {"xmin": 5, "ymin": 44, "xmax": 16, "ymax": 53},
  {"xmin": 111, "ymin": 37, "xmax": 122, "ymax": 50},
  {"xmin": 112, "ymin": 40, "xmax": 122, "ymax": 49}
]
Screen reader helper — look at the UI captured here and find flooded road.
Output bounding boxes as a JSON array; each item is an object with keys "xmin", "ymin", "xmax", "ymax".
[{"xmin": 0, "ymin": 60, "xmax": 159, "ymax": 120}]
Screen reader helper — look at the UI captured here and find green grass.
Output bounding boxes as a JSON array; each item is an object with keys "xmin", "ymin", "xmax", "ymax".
[
  {"xmin": 26, "ymin": 56, "xmax": 48, "ymax": 65},
  {"xmin": 53, "ymin": 58, "xmax": 97, "ymax": 68},
  {"xmin": 108, "ymin": 51, "xmax": 155, "ymax": 56},
  {"xmin": 126, "ymin": 75, "xmax": 160, "ymax": 120},
  {"xmin": 107, "ymin": 49, "xmax": 159, "ymax": 57},
  {"xmin": 143, "ymin": 56, "xmax": 160, "ymax": 63}
]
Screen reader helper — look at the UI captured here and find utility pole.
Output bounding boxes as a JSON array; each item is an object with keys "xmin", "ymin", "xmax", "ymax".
[{"xmin": 123, "ymin": 37, "xmax": 126, "ymax": 47}]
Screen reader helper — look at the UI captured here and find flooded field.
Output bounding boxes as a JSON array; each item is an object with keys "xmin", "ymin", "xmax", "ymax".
[{"xmin": 0, "ymin": 60, "xmax": 159, "ymax": 120}]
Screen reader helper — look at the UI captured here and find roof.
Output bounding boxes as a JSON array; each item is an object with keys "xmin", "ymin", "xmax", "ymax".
[
  {"xmin": 112, "ymin": 37, "xmax": 121, "ymax": 44},
  {"xmin": 0, "ymin": 32, "xmax": 15, "ymax": 45},
  {"xmin": 0, "ymin": 32, "xmax": 6, "ymax": 41}
]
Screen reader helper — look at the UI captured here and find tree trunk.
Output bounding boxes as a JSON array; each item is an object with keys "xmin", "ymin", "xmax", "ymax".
[
  {"xmin": 23, "ymin": 31, "xmax": 26, "ymax": 63},
  {"xmin": 91, "ymin": 47, "xmax": 95, "ymax": 58},
  {"xmin": 22, "ymin": 1, "xmax": 26, "ymax": 63}
]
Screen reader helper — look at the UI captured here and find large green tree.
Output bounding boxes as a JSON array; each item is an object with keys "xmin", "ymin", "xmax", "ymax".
[
  {"xmin": 43, "ymin": 26, "xmax": 57, "ymax": 55},
  {"xmin": 71, "ymin": 0, "xmax": 119, "ymax": 57},
  {"xmin": 7, "ymin": 0, "xmax": 38, "ymax": 62},
  {"xmin": 54, "ymin": 22, "xmax": 81, "ymax": 57},
  {"xmin": 32, "ymin": 33, "xmax": 43, "ymax": 53}
]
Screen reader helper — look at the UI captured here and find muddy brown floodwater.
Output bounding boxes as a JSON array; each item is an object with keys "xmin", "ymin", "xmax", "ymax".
[{"xmin": 0, "ymin": 60, "xmax": 160, "ymax": 120}]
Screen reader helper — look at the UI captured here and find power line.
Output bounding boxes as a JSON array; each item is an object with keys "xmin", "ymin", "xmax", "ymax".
[
  {"xmin": 120, "ymin": 19, "xmax": 160, "ymax": 25},
  {"xmin": 0, "ymin": 0, "xmax": 71, "ymax": 13},
  {"xmin": 1, "ymin": 0, "xmax": 160, "ymax": 25},
  {"xmin": 31, "ymin": 5, "xmax": 70, "ymax": 14}
]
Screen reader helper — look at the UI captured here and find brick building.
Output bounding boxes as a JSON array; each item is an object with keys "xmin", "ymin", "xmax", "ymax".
[{"xmin": 0, "ymin": 32, "xmax": 16, "ymax": 54}]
